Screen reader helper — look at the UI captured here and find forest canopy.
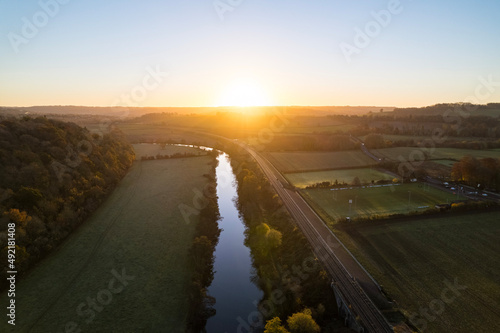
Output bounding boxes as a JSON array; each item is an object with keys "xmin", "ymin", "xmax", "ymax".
[{"xmin": 0, "ymin": 116, "xmax": 135, "ymax": 288}]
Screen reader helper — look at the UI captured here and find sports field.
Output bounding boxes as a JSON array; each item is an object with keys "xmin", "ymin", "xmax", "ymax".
[
  {"xmin": 264, "ymin": 150, "xmax": 376, "ymax": 172},
  {"xmin": 0, "ymin": 146, "xmax": 212, "ymax": 332},
  {"xmin": 373, "ymin": 147, "xmax": 500, "ymax": 161},
  {"xmin": 302, "ymin": 183, "xmax": 464, "ymax": 221},
  {"xmin": 285, "ymin": 168, "xmax": 394, "ymax": 188},
  {"xmin": 342, "ymin": 212, "xmax": 500, "ymax": 333}
]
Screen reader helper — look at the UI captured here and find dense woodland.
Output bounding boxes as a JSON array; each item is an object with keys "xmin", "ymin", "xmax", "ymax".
[
  {"xmin": 0, "ymin": 117, "xmax": 135, "ymax": 289},
  {"xmin": 452, "ymin": 156, "xmax": 500, "ymax": 191}
]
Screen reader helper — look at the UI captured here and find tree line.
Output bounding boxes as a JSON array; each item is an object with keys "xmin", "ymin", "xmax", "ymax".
[
  {"xmin": 0, "ymin": 116, "xmax": 135, "ymax": 290},
  {"xmin": 349, "ymin": 113, "xmax": 500, "ymax": 139},
  {"xmin": 451, "ymin": 156, "xmax": 500, "ymax": 191},
  {"xmin": 362, "ymin": 133, "xmax": 500, "ymax": 150},
  {"xmin": 140, "ymin": 151, "xmax": 204, "ymax": 161},
  {"xmin": 221, "ymin": 142, "xmax": 337, "ymax": 331},
  {"xmin": 185, "ymin": 160, "xmax": 221, "ymax": 332}
]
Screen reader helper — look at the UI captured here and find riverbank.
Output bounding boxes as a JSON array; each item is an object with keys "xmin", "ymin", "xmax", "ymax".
[
  {"xmin": 205, "ymin": 153, "xmax": 263, "ymax": 332},
  {"xmin": 0, "ymin": 144, "xmax": 214, "ymax": 332},
  {"xmin": 223, "ymin": 143, "xmax": 346, "ymax": 331}
]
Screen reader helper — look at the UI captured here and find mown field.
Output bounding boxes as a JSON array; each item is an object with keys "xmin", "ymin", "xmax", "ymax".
[
  {"xmin": 285, "ymin": 168, "xmax": 394, "ymax": 188},
  {"xmin": 0, "ymin": 145, "xmax": 212, "ymax": 333},
  {"xmin": 341, "ymin": 212, "xmax": 500, "ymax": 333},
  {"xmin": 302, "ymin": 183, "xmax": 464, "ymax": 221},
  {"xmin": 264, "ymin": 150, "xmax": 376, "ymax": 172},
  {"xmin": 373, "ymin": 147, "xmax": 500, "ymax": 161}
]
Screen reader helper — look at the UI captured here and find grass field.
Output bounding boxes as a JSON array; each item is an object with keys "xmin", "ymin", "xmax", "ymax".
[
  {"xmin": 285, "ymin": 168, "xmax": 394, "ymax": 188},
  {"xmin": 432, "ymin": 159, "xmax": 457, "ymax": 167},
  {"xmin": 360, "ymin": 134, "xmax": 493, "ymax": 143},
  {"xmin": 0, "ymin": 146, "xmax": 212, "ymax": 332},
  {"xmin": 282, "ymin": 124, "xmax": 357, "ymax": 134},
  {"xmin": 133, "ymin": 143, "xmax": 207, "ymax": 159},
  {"xmin": 341, "ymin": 212, "xmax": 500, "ymax": 333},
  {"xmin": 116, "ymin": 123, "xmax": 219, "ymax": 146},
  {"xmin": 373, "ymin": 147, "xmax": 500, "ymax": 161},
  {"xmin": 302, "ymin": 183, "xmax": 464, "ymax": 221},
  {"xmin": 265, "ymin": 150, "xmax": 376, "ymax": 172},
  {"xmin": 360, "ymin": 134, "xmax": 430, "ymax": 142}
]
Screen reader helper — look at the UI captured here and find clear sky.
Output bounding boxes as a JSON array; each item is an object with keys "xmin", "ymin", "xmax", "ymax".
[{"xmin": 1, "ymin": 0, "xmax": 499, "ymax": 107}]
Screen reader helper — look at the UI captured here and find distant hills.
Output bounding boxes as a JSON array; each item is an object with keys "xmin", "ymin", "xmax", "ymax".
[
  {"xmin": 1, "ymin": 103, "xmax": 499, "ymax": 118},
  {"xmin": 392, "ymin": 103, "xmax": 500, "ymax": 117},
  {"xmin": 0, "ymin": 105, "xmax": 395, "ymax": 117}
]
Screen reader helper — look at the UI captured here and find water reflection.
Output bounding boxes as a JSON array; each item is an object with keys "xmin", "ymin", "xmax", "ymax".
[{"xmin": 205, "ymin": 153, "xmax": 263, "ymax": 333}]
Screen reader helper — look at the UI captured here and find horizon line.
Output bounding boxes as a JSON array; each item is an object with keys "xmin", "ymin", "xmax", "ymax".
[{"xmin": 2, "ymin": 102, "xmax": 498, "ymax": 109}]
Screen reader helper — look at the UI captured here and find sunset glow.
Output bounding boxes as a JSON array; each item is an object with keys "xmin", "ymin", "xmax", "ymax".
[
  {"xmin": 216, "ymin": 79, "xmax": 272, "ymax": 107},
  {"xmin": 2, "ymin": 1, "xmax": 499, "ymax": 107},
  {"xmin": 0, "ymin": 2, "xmax": 499, "ymax": 332}
]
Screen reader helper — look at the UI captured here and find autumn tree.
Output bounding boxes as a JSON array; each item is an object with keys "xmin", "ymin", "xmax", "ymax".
[
  {"xmin": 266, "ymin": 229, "xmax": 283, "ymax": 249},
  {"xmin": 265, "ymin": 317, "xmax": 290, "ymax": 333},
  {"xmin": 287, "ymin": 309, "xmax": 320, "ymax": 333},
  {"xmin": 0, "ymin": 116, "xmax": 135, "ymax": 291},
  {"xmin": 451, "ymin": 156, "xmax": 500, "ymax": 190}
]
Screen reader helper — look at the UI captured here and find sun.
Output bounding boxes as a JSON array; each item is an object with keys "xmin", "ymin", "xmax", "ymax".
[{"xmin": 217, "ymin": 78, "xmax": 272, "ymax": 107}]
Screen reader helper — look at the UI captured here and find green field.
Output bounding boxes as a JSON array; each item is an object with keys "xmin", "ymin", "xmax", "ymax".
[
  {"xmin": 133, "ymin": 142, "xmax": 207, "ymax": 159},
  {"xmin": 282, "ymin": 124, "xmax": 357, "ymax": 134},
  {"xmin": 373, "ymin": 147, "xmax": 500, "ymax": 161},
  {"xmin": 285, "ymin": 168, "xmax": 394, "ymax": 188},
  {"xmin": 360, "ymin": 134, "xmax": 430, "ymax": 142},
  {"xmin": 116, "ymin": 123, "xmax": 219, "ymax": 146},
  {"xmin": 0, "ymin": 146, "xmax": 212, "ymax": 332},
  {"xmin": 265, "ymin": 150, "xmax": 376, "ymax": 172},
  {"xmin": 432, "ymin": 159, "xmax": 457, "ymax": 167},
  {"xmin": 360, "ymin": 134, "xmax": 493, "ymax": 143},
  {"xmin": 342, "ymin": 212, "xmax": 500, "ymax": 333},
  {"xmin": 302, "ymin": 183, "xmax": 464, "ymax": 221}
]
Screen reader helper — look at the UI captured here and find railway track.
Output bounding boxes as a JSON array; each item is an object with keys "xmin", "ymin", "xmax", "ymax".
[
  {"xmin": 242, "ymin": 145, "xmax": 393, "ymax": 333},
  {"xmin": 174, "ymin": 129, "xmax": 394, "ymax": 331}
]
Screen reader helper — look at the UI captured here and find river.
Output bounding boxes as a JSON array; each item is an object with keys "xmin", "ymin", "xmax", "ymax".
[{"xmin": 205, "ymin": 152, "xmax": 263, "ymax": 333}]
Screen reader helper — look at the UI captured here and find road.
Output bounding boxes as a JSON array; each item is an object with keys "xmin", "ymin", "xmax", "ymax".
[
  {"xmin": 351, "ymin": 135, "xmax": 500, "ymax": 203},
  {"xmin": 424, "ymin": 176, "xmax": 500, "ymax": 201},
  {"xmin": 237, "ymin": 142, "xmax": 393, "ymax": 333},
  {"xmin": 350, "ymin": 135, "xmax": 382, "ymax": 162}
]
